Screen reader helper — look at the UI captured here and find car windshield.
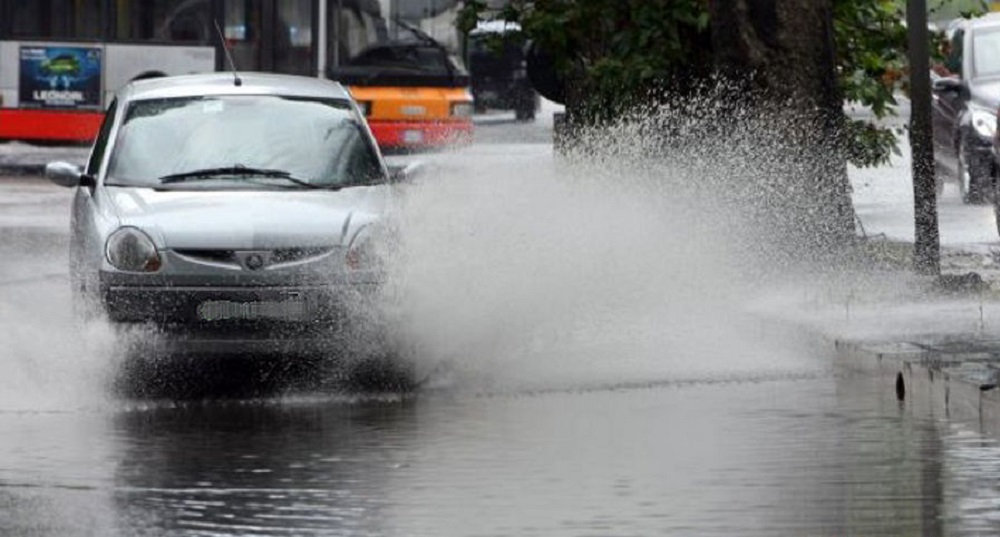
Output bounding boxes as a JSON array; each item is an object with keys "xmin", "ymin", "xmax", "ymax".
[
  {"xmin": 106, "ymin": 95, "xmax": 385, "ymax": 189},
  {"xmin": 973, "ymin": 27, "xmax": 1000, "ymax": 78}
]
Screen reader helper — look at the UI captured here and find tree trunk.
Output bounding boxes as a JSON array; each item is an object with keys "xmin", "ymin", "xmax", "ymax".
[
  {"xmin": 709, "ymin": 0, "xmax": 858, "ymax": 259},
  {"xmin": 906, "ymin": 0, "xmax": 940, "ymax": 276}
]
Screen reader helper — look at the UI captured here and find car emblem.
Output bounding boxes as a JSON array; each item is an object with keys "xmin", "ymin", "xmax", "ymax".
[{"xmin": 244, "ymin": 253, "xmax": 266, "ymax": 270}]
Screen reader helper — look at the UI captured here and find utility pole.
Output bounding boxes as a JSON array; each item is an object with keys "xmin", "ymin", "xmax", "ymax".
[
  {"xmin": 334, "ymin": 0, "xmax": 343, "ymax": 68},
  {"xmin": 318, "ymin": 0, "xmax": 327, "ymax": 76},
  {"xmin": 907, "ymin": 0, "xmax": 940, "ymax": 276}
]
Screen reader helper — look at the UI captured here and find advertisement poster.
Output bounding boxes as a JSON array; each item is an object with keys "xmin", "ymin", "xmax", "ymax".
[{"xmin": 19, "ymin": 46, "xmax": 102, "ymax": 109}]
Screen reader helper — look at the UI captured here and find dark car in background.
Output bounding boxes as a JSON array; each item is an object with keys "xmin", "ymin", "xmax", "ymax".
[
  {"xmin": 467, "ymin": 21, "xmax": 539, "ymax": 121},
  {"xmin": 932, "ymin": 13, "xmax": 1000, "ymax": 204}
]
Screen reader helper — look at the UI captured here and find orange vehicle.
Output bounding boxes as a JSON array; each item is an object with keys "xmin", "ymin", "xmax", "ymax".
[
  {"xmin": 349, "ymin": 86, "xmax": 472, "ymax": 150},
  {"xmin": 328, "ymin": 17, "xmax": 473, "ymax": 151}
]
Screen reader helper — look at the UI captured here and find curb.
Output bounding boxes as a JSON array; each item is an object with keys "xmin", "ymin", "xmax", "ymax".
[{"xmin": 834, "ymin": 338, "xmax": 1000, "ymax": 434}]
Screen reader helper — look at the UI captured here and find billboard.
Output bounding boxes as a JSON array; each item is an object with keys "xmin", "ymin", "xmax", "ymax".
[{"xmin": 19, "ymin": 46, "xmax": 102, "ymax": 110}]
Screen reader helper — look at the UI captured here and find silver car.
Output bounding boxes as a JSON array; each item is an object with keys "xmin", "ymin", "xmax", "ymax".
[{"xmin": 47, "ymin": 73, "xmax": 400, "ymax": 356}]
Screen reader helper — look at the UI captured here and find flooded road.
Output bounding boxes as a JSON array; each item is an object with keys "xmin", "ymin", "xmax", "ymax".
[
  {"xmin": 5, "ymin": 116, "xmax": 1000, "ymax": 536},
  {"xmin": 4, "ymin": 373, "xmax": 1000, "ymax": 536}
]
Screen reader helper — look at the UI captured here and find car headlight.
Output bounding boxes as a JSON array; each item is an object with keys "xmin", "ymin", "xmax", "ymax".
[
  {"xmin": 345, "ymin": 225, "xmax": 394, "ymax": 273},
  {"xmin": 451, "ymin": 102, "xmax": 474, "ymax": 118},
  {"xmin": 106, "ymin": 227, "xmax": 161, "ymax": 272},
  {"xmin": 345, "ymin": 240, "xmax": 376, "ymax": 272},
  {"xmin": 971, "ymin": 108, "xmax": 997, "ymax": 139}
]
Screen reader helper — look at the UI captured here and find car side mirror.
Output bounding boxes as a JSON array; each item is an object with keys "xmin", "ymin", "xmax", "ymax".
[
  {"xmin": 932, "ymin": 76, "xmax": 962, "ymax": 94},
  {"xmin": 45, "ymin": 161, "xmax": 94, "ymax": 188},
  {"xmin": 387, "ymin": 161, "xmax": 425, "ymax": 184}
]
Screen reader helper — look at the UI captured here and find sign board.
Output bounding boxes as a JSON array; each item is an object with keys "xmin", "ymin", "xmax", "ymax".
[{"xmin": 19, "ymin": 46, "xmax": 102, "ymax": 109}]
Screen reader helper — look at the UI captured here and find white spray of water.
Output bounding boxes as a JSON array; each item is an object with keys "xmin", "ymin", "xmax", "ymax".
[
  {"xmin": 375, "ymin": 89, "xmax": 1000, "ymax": 393},
  {"xmin": 0, "ymin": 183, "xmax": 126, "ymax": 411},
  {"xmin": 0, "ymin": 280, "xmax": 123, "ymax": 412},
  {"xmin": 379, "ymin": 126, "xmax": 833, "ymax": 392}
]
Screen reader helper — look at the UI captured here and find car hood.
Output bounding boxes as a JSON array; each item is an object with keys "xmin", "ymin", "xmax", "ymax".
[
  {"xmin": 106, "ymin": 186, "xmax": 386, "ymax": 250},
  {"xmin": 970, "ymin": 78, "xmax": 1000, "ymax": 110}
]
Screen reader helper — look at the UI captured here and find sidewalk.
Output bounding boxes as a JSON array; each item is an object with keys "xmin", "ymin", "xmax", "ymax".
[
  {"xmin": 821, "ymin": 250, "xmax": 1000, "ymax": 431},
  {"xmin": 836, "ymin": 337, "xmax": 1000, "ymax": 434},
  {"xmin": 834, "ymin": 115, "xmax": 1000, "ymax": 435}
]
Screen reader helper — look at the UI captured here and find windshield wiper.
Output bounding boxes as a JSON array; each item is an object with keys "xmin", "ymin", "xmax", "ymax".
[{"xmin": 158, "ymin": 166, "xmax": 342, "ymax": 190}]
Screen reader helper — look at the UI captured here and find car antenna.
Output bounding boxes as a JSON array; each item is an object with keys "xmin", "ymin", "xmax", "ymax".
[{"xmin": 213, "ymin": 19, "xmax": 242, "ymax": 87}]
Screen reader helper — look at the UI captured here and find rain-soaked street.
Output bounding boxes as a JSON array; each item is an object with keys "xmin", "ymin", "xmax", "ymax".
[{"xmin": 6, "ymin": 110, "xmax": 1000, "ymax": 536}]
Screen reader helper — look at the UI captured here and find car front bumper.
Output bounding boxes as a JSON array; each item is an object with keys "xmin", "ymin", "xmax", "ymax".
[
  {"xmin": 368, "ymin": 120, "xmax": 473, "ymax": 149},
  {"xmin": 101, "ymin": 282, "xmax": 380, "ymax": 355}
]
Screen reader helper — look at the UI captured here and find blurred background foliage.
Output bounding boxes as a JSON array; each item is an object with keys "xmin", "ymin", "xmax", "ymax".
[{"xmin": 459, "ymin": 0, "xmax": 988, "ymax": 168}]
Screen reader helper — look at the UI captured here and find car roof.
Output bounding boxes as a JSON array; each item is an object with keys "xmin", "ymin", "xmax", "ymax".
[
  {"xmin": 955, "ymin": 12, "xmax": 1000, "ymax": 33},
  {"xmin": 118, "ymin": 72, "xmax": 352, "ymax": 102}
]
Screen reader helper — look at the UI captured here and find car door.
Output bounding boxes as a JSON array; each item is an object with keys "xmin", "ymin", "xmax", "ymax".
[
  {"xmin": 71, "ymin": 98, "xmax": 118, "ymax": 296},
  {"xmin": 932, "ymin": 28, "xmax": 966, "ymax": 172}
]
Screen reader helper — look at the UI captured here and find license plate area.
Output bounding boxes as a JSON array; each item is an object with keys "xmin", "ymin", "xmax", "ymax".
[
  {"xmin": 402, "ymin": 129, "xmax": 424, "ymax": 144},
  {"xmin": 400, "ymin": 105, "xmax": 426, "ymax": 116},
  {"xmin": 197, "ymin": 299, "xmax": 308, "ymax": 322}
]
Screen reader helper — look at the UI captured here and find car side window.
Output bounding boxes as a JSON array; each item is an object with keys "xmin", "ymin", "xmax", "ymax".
[
  {"xmin": 946, "ymin": 30, "xmax": 964, "ymax": 77},
  {"xmin": 342, "ymin": 126, "xmax": 385, "ymax": 185},
  {"xmin": 346, "ymin": 147, "xmax": 383, "ymax": 185},
  {"xmin": 86, "ymin": 99, "xmax": 118, "ymax": 176}
]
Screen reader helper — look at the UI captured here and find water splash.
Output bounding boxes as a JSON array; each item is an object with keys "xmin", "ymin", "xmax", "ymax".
[
  {"xmin": 0, "ymin": 281, "xmax": 123, "ymax": 412},
  {"xmin": 375, "ymin": 89, "xmax": 872, "ymax": 392}
]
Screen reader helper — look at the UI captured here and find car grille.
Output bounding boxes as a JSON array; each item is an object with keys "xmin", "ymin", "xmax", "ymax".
[
  {"xmin": 270, "ymin": 247, "xmax": 334, "ymax": 264},
  {"xmin": 175, "ymin": 247, "xmax": 336, "ymax": 269},
  {"xmin": 176, "ymin": 249, "xmax": 235, "ymax": 264}
]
